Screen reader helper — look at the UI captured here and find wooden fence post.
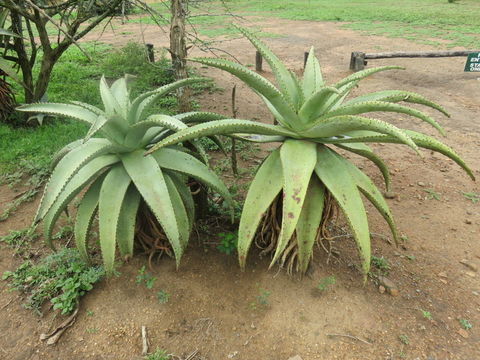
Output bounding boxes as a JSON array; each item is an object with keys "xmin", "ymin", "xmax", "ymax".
[
  {"xmin": 350, "ymin": 52, "xmax": 366, "ymax": 71},
  {"xmin": 146, "ymin": 43, "xmax": 155, "ymax": 63}
]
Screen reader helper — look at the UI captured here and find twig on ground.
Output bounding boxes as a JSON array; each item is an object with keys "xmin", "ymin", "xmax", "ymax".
[
  {"xmin": 141, "ymin": 325, "xmax": 149, "ymax": 355},
  {"xmin": 327, "ymin": 333, "xmax": 372, "ymax": 345}
]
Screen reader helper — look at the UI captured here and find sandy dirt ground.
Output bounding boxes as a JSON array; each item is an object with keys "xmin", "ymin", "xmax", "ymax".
[{"xmin": 0, "ymin": 15, "xmax": 479, "ymax": 360}]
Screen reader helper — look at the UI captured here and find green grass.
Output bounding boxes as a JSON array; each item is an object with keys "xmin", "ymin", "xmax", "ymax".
[{"xmin": 212, "ymin": 0, "xmax": 480, "ymax": 48}]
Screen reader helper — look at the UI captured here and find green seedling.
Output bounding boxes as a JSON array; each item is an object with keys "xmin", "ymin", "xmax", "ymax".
[
  {"xmin": 424, "ymin": 188, "xmax": 440, "ymax": 200},
  {"xmin": 462, "ymin": 191, "xmax": 479, "ymax": 203},
  {"xmin": 136, "ymin": 266, "xmax": 156, "ymax": 290},
  {"xmin": 371, "ymin": 256, "xmax": 391, "ymax": 274},
  {"xmin": 144, "ymin": 348, "xmax": 171, "ymax": 360},
  {"xmin": 459, "ymin": 319, "xmax": 472, "ymax": 330},
  {"xmin": 216, "ymin": 232, "xmax": 238, "ymax": 255},
  {"xmin": 399, "ymin": 334, "xmax": 409, "ymax": 345},
  {"xmin": 421, "ymin": 310, "xmax": 432, "ymax": 320},
  {"xmin": 317, "ymin": 276, "xmax": 336, "ymax": 291},
  {"xmin": 156, "ymin": 290, "xmax": 170, "ymax": 304}
]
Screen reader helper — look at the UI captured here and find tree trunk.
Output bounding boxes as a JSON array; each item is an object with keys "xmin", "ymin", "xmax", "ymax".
[{"xmin": 170, "ymin": 0, "xmax": 190, "ymax": 113}]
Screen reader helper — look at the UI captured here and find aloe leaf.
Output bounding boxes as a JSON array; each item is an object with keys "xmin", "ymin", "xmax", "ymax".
[
  {"xmin": 130, "ymin": 78, "xmax": 207, "ymax": 123},
  {"xmin": 74, "ymin": 175, "xmax": 105, "ymax": 262},
  {"xmin": 235, "ymin": 25, "xmax": 301, "ymax": 110},
  {"xmin": 334, "ymin": 66, "xmax": 404, "ymax": 89},
  {"xmin": 315, "ymin": 146, "xmax": 371, "ymax": 276},
  {"xmin": 302, "ymin": 47, "xmax": 324, "ymax": 97},
  {"xmin": 340, "ymin": 156, "xmax": 399, "ymax": 245},
  {"xmin": 164, "ymin": 174, "xmax": 190, "ymax": 249},
  {"xmin": 50, "ymin": 140, "xmax": 83, "ymax": 169},
  {"xmin": 234, "ymin": 134, "xmax": 286, "ymax": 143},
  {"xmin": 303, "ymin": 115, "xmax": 419, "ymax": 154},
  {"xmin": 295, "ymin": 176, "xmax": 325, "ymax": 274},
  {"xmin": 146, "ymin": 119, "xmax": 299, "ymax": 155},
  {"xmin": 271, "ymin": 140, "xmax": 317, "ymax": 267},
  {"xmin": 298, "ymin": 86, "xmax": 341, "ymax": 122},
  {"xmin": 99, "ymin": 76, "xmax": 122, "ymax": 117},
  {"xmin": 98, "ymin": 165, "xmax": 132, "ymax": 273},
  {"xmin": 70, "ymin": 101, "xmax": 105, "ymax": 116},
  {"xmin": 190, "ymin": 58, "xmax": 299, "ymax": 125},
  {"xmin": 121, "ymin": 150, "xmax": 183, "ymax": 267},
  {"xmin": 335, "ymin": 142, "xmax": 391, "ymax": 191},
  {"xmin": 166, "ymin": 171, "xmax": 195, "ymax": 230},
  {"xmin": 174, "ymin": 111, "xmax": 227, "ymax": 123},
  {"xmin": 16, "ymin": 102, "xmax": 98, "ymax": 125},
  {"xmin": 36, "ymin": 139, "xmax": 117, "ymax": 222},
  {"xmin": 43, "ymin": 154, "xmax": 119, "ymax": 249},
  {"xmin": 327, "ymin": 130, "xmax": 475, "ymax": 180},
  {"xmin": 152, "ymin": 147, "xmax": 232, "ymax": 207},
  {"xmin": 238, "ymin": 149, "xmax": 283, "ymax": 268},
  {"xmin": 125, "ymin": 114, "xmax": 187, "ymax": 148},
  {"xmin": 110, "ymin": 76, "xmax": 130, "ymax": 118},
  {"xmin": 256, "ymin": 92, "xmax": 291, "ymax": 128},
  {"xmin": 0, "ymin": 28, "xmax": 20, "ymax": 38},
  {"xmin": 319, "ymin": 101, "xmax": 445, "ymax": 135},
  {"xmin": 343, "ymin": 90, "xmax": 450, "ymax": 117},
  {"xmin": 116, "ymin": 185, "xmax": 141, "ymax": 258}
]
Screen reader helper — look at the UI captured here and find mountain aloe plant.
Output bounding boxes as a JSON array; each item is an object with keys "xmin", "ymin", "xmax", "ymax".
[
  {"xmin": 17, "ymin": 76, "xmax": 232, "ymax": 273},
  {"xmin": 147, "ymin": 27, "xmax": 474, "ymax": 277}
]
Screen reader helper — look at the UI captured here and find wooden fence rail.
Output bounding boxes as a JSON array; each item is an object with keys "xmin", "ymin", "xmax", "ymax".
[{"xmin": 350, "ymin": 50, "xmax": 480, "ymax": 71}]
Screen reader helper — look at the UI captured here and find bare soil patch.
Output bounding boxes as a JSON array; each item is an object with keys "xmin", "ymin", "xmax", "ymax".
[{"xmin": 1, "ymin": 17, "xmax": 479, "ymax": 360}]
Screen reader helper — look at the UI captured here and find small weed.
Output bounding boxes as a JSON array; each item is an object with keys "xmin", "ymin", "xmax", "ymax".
[
  {"xmin": 2, "ymin": 248, "xmax": 104, "ymax": 315},
  {"xmin": 459, "ymin": 319, "xmax": 472, "ymax": 330},
  {"xmin": 144, "ymin": 348, "xmax": 171, "ymax": 360},
  {"xmin": 156, "ymin": 290, "xmax": 170, "ymax": 304},
  {"xmin": 399, "ymin": 334, "xmax": 409, "ymax": 345},
  {"xmin": 0, "ymin": 226, "xmax": 38, "ymax": 250},
  {"xmin": 421, "ymin": 310, "xmax": 433, "ymax": 320},
  {"xmin": 250, "ymin": 288, "xmax": 270, "ymax": 310},
  {"xmin": 405, "ymin": 255, "xmax": 415, "ymax": 261},
  {"xmin": 399, "ymin": 351, "xmax": 407, "ymax": 359},
  {"xmin": 400, "ymin": 234, "xmax": 408, "ymax": 243},
  {"xmin": 424, "ymin": 188, "xmax": 440, "ymax": 200},
  {"xmin": 317, "ymin": 276, "xmax": 336, "ymax": 291},
  {"xmin": 86, "ymin": 328, "xmax": 99, "ymax": 334},
  {"xmin": 86, "ymin": 310, "xmax": 94, "ymax": 317},
  {"xmin": 371, "ymin": 256, "xmax": 391, "ymax": 274},
  {"xmin": 462, "ymin": 191, "xmax": 479, "ymax": 203},
  {"xmin": 216, "ymin": 232, "xmax": 238, "ymax": 255},
  {"xmin": 136, "ymin": 266, "xmax": 156, "ymax": 289}
]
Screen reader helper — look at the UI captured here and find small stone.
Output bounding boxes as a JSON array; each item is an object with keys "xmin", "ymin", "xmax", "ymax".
[
  {"xmin": 458, "ymin": 329, "xmax": 469, "ymax": 339},
  {"xmin": 439, "ymin": 278, "xmax": 448, "ymax": 284},
  {"xmin": 250, "ymin": 323, "xmax": 256, "ymax": 329},
  {"xmin": 228, "ymin": 351, "xmax": 239, "ymax": 358},
  {"xmin": 465, "ymin": 219, "xmax": 472, "ymax": 225},
  {"xmin": 438, "ymin": 271, "xmax": 448, "ymax": 278},
  {"xmin": 384, "ymin": 191, "xmax": 397, "ymax": 199},
  {"xmin": 472, "ymin": 291, "xmax": 479, "ymax": 296},
  {"xmin": 417, "ymin": 181, "xmax": 426, "ymax": 187},
  {"xmin": 465, "ymin": 271, "xmax": 476, "ymax": 278},
  {"xmin": 379, "ymin": 285, "xmax": 386, "ymax": 294},
  {"xmin": 388, "ymin": 288, "xmax": 399, "ymax": 297},
  {"xmin": 466, "ymin": 210, "xmax": 473, "ymax": 215},
  {"xmin": 288, "ymin": 356, "xmax": 303, "ymax": 360},
  {"xmin": 460, "ymin": 259, "xmax": 478, "ymax": 272}
]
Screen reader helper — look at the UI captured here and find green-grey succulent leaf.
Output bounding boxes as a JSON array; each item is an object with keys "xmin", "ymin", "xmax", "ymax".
[
  {"xmin": 295, "ymin": 176, "xmax": 325, "ymax": 274},
  {"xmin": 43, "ymin": 154, "xmax": 119, "ymax": 249},
  {"xmin": 208, "ymin": 135, "xmax": 228, "ymax": 155},
  {"xmin": 146, "ymin": 119, "xmax": 299, "ymax": 155},
  {"xmin": 174, "ymin": 111, "xmax": 227, "ymax": 123},
  {"xmin": 256, "ymin": 91, "xmax": 291, "ymax": 128},
  {"xmin": 110, "ymin": 76, "xmax": 131, "ymax": 118},
  {"xmin": 36, "ymin": 139, "xmax": 118, "ymax": 222},
  {"xmin": 302, "ymin": 47, "xmax": 324, "ymax": 97},
  {"xmin": 315, "ymin": 146, "xmax": 371, "ymax": 276},
  {"xmin": 189, "ymin": 58, "xmax": 299, "ymax": 125},
  {"xmin": 166, "ymin": 171, "xmax": 195, "ymax": 230},
  {"xmin": 70, "ymin": 101, "xmax": 106, "ymax": 116},
  {"xmin": 98, "ymin": 164, "xmax": 132, "ymax": 273},
  {"xmin": 235, "ymin": 25, "xmax": 301, "ymax": 110},
  {"xmin": 340, "ymin": 155, "xmax": 399, "ymax": 244},
  {"xmin": 74, "ymin": 175, "xmax": 105, "ymax": 262},
  {"xmin": 121, "ymin": 150, "xmax": 183, "ymax": 266},
  {"xmin": 234, "ymin": 134, "xmax": 286, "ymax": 143},
  {"xmin": 328, "ymin": 130, "xmax": 475, "ymax": 180},
  {"xmin": 99, "ymin": 75, "xmax": 122, "ymax": 118},
  {"xmin": 319, "ymin": 101, "xmax": 445, "ymax": 135},
  {"xmin": 335, "ymin": 142, "xmax": 391, "ymax": 191},
  {"xmin": 16, "ymin": 102, "xmax": 98, "ymax": 125},
  {"xmin": 125, "ymin": 114, "xmax": 187, "ymax": 148},
  {"xmin": 0, "ymin": 27, "xmax": 20, "ymax": 38},
  {"xmin": 0, "ymin": 57, "xmax": 25, "ymax": 87},
  {"xmin": 152, "ymin": 147, "xmax": 233, "ymax": 208},
  {"xmin": 271, "ymin": 140, "xmax": 317, "ymax": 267},
  {"xmin": 334, "ymin": 66, "xmax": 404, "ymax": 89},
  {"xmin": 84, "ymin": 114, "xmax": 110, "ymax": 143},
  {"xmin": 116, "ymin": 185, "xmax": 141, "ymax": 258},
  {"xmin": 238, "ymin": 149, "xmax": 283, "ymax": 269},
  {"xmin": 298, "ymin": 86, "xmax": 341, "ymax": 122},
  {"xmin": 304, "ymin": 115, "xmax": 419, "ymax": 153},
  {"xmin": 164, "ymin": 174, "xmax": 190, "ymax": 249},
  {"xmin": 343, "ymin": 90, "xmax": 450, "ymax": 117},
  {"xmin": 50, "ymin": 140, "xmax": 83, "ymax": 170},
  {"xmin": 130, "ymin": 78, "xmax": 208, "ymax": 123}
]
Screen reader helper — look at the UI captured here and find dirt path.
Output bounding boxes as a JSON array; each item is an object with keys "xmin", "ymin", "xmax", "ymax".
[{"xmin": 1, "ymin": 17, "xmax": 479, "ymax": 360}]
